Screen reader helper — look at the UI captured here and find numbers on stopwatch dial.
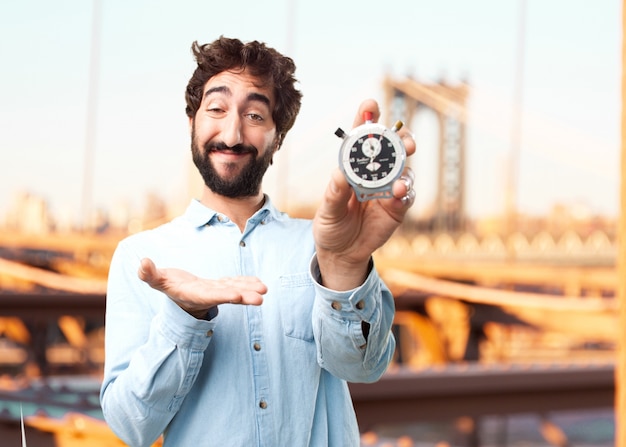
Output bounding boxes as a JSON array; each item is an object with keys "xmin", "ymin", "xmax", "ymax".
[{"xmin": 349, "ymin": 134, "xmax": 397, "ymax": 181}]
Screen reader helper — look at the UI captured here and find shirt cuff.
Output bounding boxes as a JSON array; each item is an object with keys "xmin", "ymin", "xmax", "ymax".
[
  {"xmin": 309, "ymin": 254, "xmax": 379, "ymax": 322},
  {"xmin": 155, "ymin": 296, "xmax": 217, "ymax": 351}
]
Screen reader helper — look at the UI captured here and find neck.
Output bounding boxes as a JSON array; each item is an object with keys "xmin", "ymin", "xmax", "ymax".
[{"xmin": 200, "ymin": 187, "xmax": 265, "ymax": 232}]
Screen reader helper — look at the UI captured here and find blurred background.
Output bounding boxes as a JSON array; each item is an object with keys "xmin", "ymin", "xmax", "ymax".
[{"xmin": 0, "ymin": 0, "xmax": 621, "ymax": 446}]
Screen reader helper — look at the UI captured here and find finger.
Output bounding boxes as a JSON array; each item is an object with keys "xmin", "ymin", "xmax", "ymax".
[
  {"xmin": 392, "ymin": 167, "xmax": 416, "ymax": 208},
  {"xmin": 400, "ymin": 188, "xmax": 416, "ymax": 207},
  {"xmin": 391, "ymin": 168, "xmax": 414, "ymax": 196},
  {"xmin": 352, "ymin": 99, "xmax": 380, "ymax": 127},
  {"xmin": 216, "ymin": 277, "xmax": 266, "ymax": 306},
  {"xmin": 398, "ymin": 128, "xmax": 416, "ymax": 156},
  {"xmin": 191, "ymin": 276, "xmax": 267, "ymax": 307},
  {"xmin": 222, "ymin": 276, "xmax": 268, "ymax": 295},
  {"xmin": 228, "ymin": 291, "xmax": 264, "ymax": 306}
]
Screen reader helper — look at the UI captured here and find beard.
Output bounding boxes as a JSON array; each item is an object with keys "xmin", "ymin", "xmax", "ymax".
[{"xmin": 191, "ymin": 127, "xmax": 275, "ymax": 198}]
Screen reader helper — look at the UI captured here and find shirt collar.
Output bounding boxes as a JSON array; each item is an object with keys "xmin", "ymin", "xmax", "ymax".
[{"xmin": 183, "ymin": 195, "xmax": 283, "ymax": 228}]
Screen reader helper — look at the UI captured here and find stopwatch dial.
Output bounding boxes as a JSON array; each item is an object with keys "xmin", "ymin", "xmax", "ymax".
[{"xmin": 349, "ymin": 134, "xmax": 398, "ymax": 182}]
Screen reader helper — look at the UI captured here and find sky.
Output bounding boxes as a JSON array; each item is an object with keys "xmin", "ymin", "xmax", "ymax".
[{"xmin": 0, "ymin": 0, "xmax": 622, "ymax": 226}]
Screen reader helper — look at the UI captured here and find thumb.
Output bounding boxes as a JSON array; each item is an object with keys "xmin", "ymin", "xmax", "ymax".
[
  {"xmin": 319, "ymin": 168, "xmax": 353, "ymax": 218},
  {"xmin": 138, "ymin": 258, "xmax": 159, "ymax": 285}
]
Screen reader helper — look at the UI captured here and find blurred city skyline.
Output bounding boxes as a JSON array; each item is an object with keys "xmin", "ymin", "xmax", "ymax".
[{"xmin": 0, "ymin": 0, "xmax": 621, "ymax": 227}]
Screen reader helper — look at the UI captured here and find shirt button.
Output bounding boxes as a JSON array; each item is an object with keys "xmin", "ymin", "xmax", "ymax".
[
  {"xmin": 217, "ymin": 215, "xmax": 224, "ymax": 222},
  {"xmin": 259, "ymin": 400, "xmax": 267, "ymax": 409},
  {"xmin": 356, "ymin": 300, "xmax": 365, "ymax": 310},
  {"xmin": 253, "ymin": 342, "xmax": 261, "ymax": 351},
  {"xmin": 331, "ymin": 301, "xmax": 342, "ymax": 311},
  {"xmin": 240, "ymin": 240, "xmax": 246, "ymax": 247},
  {"xmin": 206, "ymin": 329, "xmax": 214, "ymax": 337}
]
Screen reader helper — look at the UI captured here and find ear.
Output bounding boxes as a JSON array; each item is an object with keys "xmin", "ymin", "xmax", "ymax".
[
  {"xmin": 188, "ymin": 116, "xmax": 194, "ymax": 133},
  {"xmin": 269, "ymin": 135, "xmax": 283, "ymax": 166},
  {"xmin": 274, "ymin": 134, "xmax": 283, "ymax": 151}
]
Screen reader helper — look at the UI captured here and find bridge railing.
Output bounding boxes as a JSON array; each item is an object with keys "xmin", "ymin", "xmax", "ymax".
[{"xmin": 381, "ymin": 230, "xmax": 616, "ymax": 263}]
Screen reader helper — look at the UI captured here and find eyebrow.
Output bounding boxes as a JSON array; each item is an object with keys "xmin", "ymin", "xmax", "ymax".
[{"xmin": 204, "ymin": 86, "xmax": 271, "ymax": 108}]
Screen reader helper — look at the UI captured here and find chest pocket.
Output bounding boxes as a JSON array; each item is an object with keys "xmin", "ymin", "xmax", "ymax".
[{"xmin": 278, "ymin": 272, "xmax": 315, "ymax": 342}]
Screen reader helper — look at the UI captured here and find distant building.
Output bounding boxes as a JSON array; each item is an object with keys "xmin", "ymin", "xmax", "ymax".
[{"xmin": 5, "ymin": 191, "xmax": 52, "ymax": 234}]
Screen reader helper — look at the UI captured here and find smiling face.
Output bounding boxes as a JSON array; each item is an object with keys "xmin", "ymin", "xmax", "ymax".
[{"xmin": 190, "ymin": 68, "xmax": 279, "ymax": 198}]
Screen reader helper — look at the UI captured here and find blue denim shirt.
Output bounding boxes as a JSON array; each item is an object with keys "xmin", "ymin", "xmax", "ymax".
[{"xmin": 100, "ymin": 197, "xmax": 396, "ymax": 447}]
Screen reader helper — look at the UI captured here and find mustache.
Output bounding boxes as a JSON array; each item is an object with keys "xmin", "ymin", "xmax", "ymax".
[{"xmin": 206, "ymin": 141, "xmax": 258, "ymax": 155}]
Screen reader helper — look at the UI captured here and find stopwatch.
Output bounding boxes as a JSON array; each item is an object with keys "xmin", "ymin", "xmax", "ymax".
[{"xmin": 335, "ymin": 112, "xmax": 406, "ymax": 201}]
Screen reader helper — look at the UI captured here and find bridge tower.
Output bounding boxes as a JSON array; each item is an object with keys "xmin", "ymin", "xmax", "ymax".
[{"xmin": 383, "ymin": 76, "xmax": 469, "ymax": 233}]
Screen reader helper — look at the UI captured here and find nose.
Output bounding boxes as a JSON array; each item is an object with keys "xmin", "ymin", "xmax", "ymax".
[{"xmin": 221, "ymin": 113, "xmax": 243, "ymax": 147}]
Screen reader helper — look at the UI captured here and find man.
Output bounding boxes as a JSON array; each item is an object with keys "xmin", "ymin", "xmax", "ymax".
[{"xmin": 100, "ymin": 36, "xmax": 416, "ymax": 447}]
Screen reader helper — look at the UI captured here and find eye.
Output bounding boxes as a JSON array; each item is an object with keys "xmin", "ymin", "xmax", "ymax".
[
  {"xmin": 204, "ymin": 98, "xmax": 226, "ymax": 115},
  {"xmin": 246, "ymin": 113, "xmax": 264, "ymax": 122}
]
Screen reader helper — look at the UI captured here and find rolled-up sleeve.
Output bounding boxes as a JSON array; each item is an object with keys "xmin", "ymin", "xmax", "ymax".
[{"xmin": 309, "ymin": 255, "xmax": 396, "ymax": 383}]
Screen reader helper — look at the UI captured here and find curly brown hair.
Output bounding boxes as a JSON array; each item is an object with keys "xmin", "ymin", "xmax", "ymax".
[{"xmin": 185, "ymin": 36, "xmax": 302, "ymax": 146}]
